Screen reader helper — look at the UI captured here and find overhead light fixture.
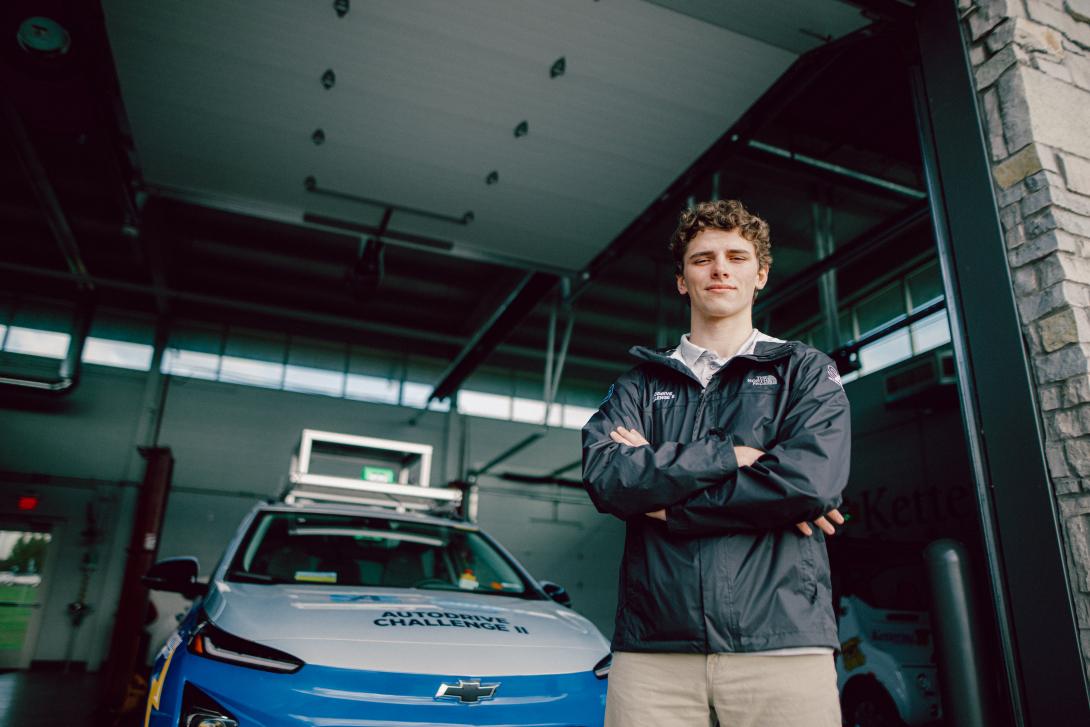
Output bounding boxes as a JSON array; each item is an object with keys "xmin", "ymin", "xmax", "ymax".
[
  {"xmin": 486, "ymin": 171, "xmax": 499, "ymax": 185},
  {"xmin": 514, "ymin": 121, "xmax": 528, "ymax": 139},
  {"xmin": 550, "ymin": 57, "xmax": 566, "ymax": 79},
  {"xmin": 312, "ymin": 129, "xmax": 326, "ymax": 145},
  {"xmin": 321, "ymin": 69, "xmax": 336, "ymax": 89},
  {"xmin": 333, "ymin": 0, "xmax": 350, "ymax": 19},
  {"xmin": 17, "ymin": 17, "xmax": 71, "ymax": 58}
]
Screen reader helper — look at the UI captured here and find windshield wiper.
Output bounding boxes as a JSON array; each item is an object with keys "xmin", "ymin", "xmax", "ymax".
[{"xmin": 227, "ymin": 570, "xmax": 279, "ymax": 584}]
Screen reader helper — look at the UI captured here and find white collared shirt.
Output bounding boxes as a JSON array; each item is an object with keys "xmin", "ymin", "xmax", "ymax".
[{"xmin": 669, "ymin": 328, "xmax": 778, "ymax": 388}]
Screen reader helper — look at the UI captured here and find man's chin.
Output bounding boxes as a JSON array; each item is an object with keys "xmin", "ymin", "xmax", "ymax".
[{"xmin": 694, "ymin": 305, "xmax": 748, "ymax": 321}]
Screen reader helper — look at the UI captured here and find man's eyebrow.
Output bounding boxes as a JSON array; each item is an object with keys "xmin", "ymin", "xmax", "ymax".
[{"xmin": 686, "ymin": 247, "xmax": 751, "ymax": 259}]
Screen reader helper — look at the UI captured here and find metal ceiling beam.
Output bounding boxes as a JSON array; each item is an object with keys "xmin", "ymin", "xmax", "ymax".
[
  {"xmin": 743, "ymin": 139, "xmax": 926, "ymax": 199},
  {"xmin": 3, "ymin": 100, "xmax": 93, "ymax": 293},
  {"xmin": 427, "ymin": 272, "xmax": 559, "ymax": 403},
  {"xmin": 0, "ymin": 260, "xmax": 462, "ymax": 347},
  {"xmin": 147, "ymin": 185, "xmax": 576, "ymax": 276},
  {"xmin": 839, "ymin": 0, "xmax": 915, "ymax": 22}
]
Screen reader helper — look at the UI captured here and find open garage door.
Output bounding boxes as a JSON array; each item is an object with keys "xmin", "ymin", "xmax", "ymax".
[{"xmin": 1, "ymin": 2, "xmax": 1088, "ymax": 726}]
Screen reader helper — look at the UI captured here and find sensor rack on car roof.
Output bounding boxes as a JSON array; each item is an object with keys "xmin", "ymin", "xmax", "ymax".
[{"xmin": 285, "ymin": 429, "xmax": 464, "ymax": 517}]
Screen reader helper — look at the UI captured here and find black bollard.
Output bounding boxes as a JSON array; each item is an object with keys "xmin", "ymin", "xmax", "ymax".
[{"xmin": 924, "ymin": 539, "xmax": 990, "ymax": 727}]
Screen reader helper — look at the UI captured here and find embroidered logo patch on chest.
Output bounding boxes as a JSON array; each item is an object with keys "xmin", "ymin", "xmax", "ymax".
[
  {"xmin": 745, "ymin": 374, "xmax": 778, "ymax": 386},
  {"xmin": 652, "ymin": 391, "xmax": 676, "ymax": 402}
]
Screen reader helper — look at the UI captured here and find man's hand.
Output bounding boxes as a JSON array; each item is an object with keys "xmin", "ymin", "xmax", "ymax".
[
  {"xmin": 734, "ymin": 445, "xmax": 764, "ymax": 467},
  {"xmin": 610, "ymin": 426, "xmax": 649, "ymax": 447},
  {"xmin": 735, "ymin": 446, "xmax": 844, "ymax": 536},
  {"xmin": 796, "ymin": 509, "xmax": 845, "ymax": 537}
]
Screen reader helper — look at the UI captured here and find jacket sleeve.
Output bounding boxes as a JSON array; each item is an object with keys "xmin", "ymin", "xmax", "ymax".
[
  {"xmin": 582, "ymin": 368, "xmax": 739, "ymax": 520},
  {"xmin": 664, "ymin": 353, "xmax": 851, "ymax": 535}
]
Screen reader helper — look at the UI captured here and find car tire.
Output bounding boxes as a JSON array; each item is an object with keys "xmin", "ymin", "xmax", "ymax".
[{"xmin": 842, "ymin": 679, "xmax": 907, "ymax": 727}]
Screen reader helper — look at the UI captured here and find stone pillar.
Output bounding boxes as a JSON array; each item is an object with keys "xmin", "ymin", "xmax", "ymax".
[{"xmin": 961, "ymin": 0, "xmax": 1090, "ymax": 675}]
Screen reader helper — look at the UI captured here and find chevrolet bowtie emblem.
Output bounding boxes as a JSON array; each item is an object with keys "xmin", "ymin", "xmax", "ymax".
[{"xmin": 435, "ymin": 679, "xmax": 500, "ymax": 704}]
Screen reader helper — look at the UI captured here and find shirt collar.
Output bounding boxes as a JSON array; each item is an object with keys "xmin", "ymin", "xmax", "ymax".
[{"xmin": 673, "ymin": 328, "xmax": 761, "ymax": 368}]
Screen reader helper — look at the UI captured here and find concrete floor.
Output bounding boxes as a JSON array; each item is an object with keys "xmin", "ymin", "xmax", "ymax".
[{"xmin": 0, "ymin": 671, "xmax": 107, "ymax": 727}]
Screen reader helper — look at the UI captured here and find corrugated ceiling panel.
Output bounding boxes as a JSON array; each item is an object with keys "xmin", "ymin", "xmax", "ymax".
[{"xmin": 102, "ymin": 0, "xmax": 862, "ymax": 271}]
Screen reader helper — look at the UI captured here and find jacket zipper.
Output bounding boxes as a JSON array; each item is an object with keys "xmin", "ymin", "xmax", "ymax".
[{"xmin": 691, "ymin": 381, "xmax": 711, "ymax": 439}]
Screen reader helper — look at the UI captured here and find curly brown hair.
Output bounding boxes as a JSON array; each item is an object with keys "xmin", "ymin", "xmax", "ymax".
[{"xmin": 669, "ymin": 199, "xmax": 772, "ymax": 276}]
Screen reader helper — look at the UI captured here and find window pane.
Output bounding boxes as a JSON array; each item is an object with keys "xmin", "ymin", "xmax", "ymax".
[
  {"xmin": 162, "ymin": 349, "xmax": 219, "ymax": 380},
  {"xmin": 562, "ymin": 405, "xmax": 597, "ymax": 430},
  {"xmin": 82, "ymin": 338, "xmax": 154, "ymax": 370},
  {"xmin": 89, "ymin": 310, "xmax": 154, "ymax": 345},
  {"xmin": 10, "ymin": 302, "xmax": 71, "ymax": 333},
  {"xmin": 511, "ymin": 397, "xmax": 546, "ymax": 424},
  {"xmin": 858, "ymin": 328, "xmax": 912, "ymax": 374},
  {"xmin": 400, "ymin": 381, "xmax": 450, "ymax": 411},
  {"xmin": 907, "ymin": 262, "xmax": 944, "ymax": 311},
  {"xmin": 458, "ymin": 390, "xmax": 511, "ymax": 420},
  {"xmin": 4, "ymin": 328, "xmax": 69, "ymax": 358},
  {"xmin": 346, "ymin": 373, "xmax": 400, "ymax": 404},
  {"xmin": 547, "ymin": 403, "xmax": 563, "ymax": 427},
  {"xmin": 224, "ymin": 328, "xmax": 285, "ymax": 363},
  {"xmin": 289, "ymin": 337, "xmax": 345, "ymax": 370},
  {"xmin": 855, "ymin": 282, "xmax": 905, "ymax": 336},
  {"xmin": 219, "ymin": 356, "xmax": 284, "ymax": 388},
  {"xmin": 284, "ymin": 365, "xmax": 345, "ymax": 396},
  {"xmin": 911, "ymin": 310, "xmax": 951, "ymax": 352},
  {"xmin": 168, "ymin": 321, "xmax": 222, "ymax": 354}
]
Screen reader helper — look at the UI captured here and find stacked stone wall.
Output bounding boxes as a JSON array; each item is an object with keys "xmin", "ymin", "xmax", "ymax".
[{"xmin": 960, "ymin": 0, "xmax": 1090, "ymax": 676}]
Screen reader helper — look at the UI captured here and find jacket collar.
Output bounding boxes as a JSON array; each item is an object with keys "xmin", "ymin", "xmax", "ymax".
[{"xmin": 629, "ymin": 338, "xmax": 797, "ymax": 383}]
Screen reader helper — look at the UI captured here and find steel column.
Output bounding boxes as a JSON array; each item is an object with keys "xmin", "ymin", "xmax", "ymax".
[{"xmin": 912, "ymin": 0, "xmax": 1090, "ymax": 723}]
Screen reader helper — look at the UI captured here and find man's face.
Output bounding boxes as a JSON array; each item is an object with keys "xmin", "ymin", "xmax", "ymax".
[{"xmin": 676, "ymin": 229, "xmax": 768, "ymax": 320}]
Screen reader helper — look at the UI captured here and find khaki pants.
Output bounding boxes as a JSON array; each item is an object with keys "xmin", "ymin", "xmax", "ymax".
[{"xmin": 604, "ymin": 651, "xmax": 841, "ymax": 727}]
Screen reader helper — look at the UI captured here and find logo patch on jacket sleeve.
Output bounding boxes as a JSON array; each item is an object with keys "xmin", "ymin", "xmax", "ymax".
[
  {"xmin": 827, "ymin": 364, "xmax": 843, "ymax": 387},
  {"xmin": 599, "ymin": 383, "xmax": 615, "ymax": 406}
]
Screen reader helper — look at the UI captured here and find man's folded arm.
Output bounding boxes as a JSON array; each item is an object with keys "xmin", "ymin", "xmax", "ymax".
[
  {"xmin": 664, "ymin": 355, "xmax": 851, "ymax": 536},
  {"xmin": 581, "ymin": 370, "xmax": 739, "ymax": 520}
]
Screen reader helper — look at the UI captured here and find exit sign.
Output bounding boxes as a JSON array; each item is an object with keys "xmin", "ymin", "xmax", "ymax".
[{"xmin": 361, "ymin": 466, "xmax": 395, "ymax": 484}]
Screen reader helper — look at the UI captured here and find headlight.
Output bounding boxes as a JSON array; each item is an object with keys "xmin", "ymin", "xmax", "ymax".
[
  {"xmin": 189, "ymin": 616, "xmax": 304, "ymax": 673},
  {"xmin": 181, "ymin": 683, "xmax": 239, "ymax": 727},
  {"xmin": 593, "ymin": 653, "xmax": 612, "ymax": 679}
]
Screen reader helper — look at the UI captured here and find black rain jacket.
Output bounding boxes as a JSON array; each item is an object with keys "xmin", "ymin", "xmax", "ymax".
[{"xmin": 582, "ymin": 338, "xmax": 851, "ymax": 653}]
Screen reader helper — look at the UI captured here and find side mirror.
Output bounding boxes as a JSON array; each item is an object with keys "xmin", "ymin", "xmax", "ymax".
[
  {"xmin": 540, "ymin": 580, "xmax": 572, "ymax": 608},
  {"xmin": 143, "ymin": 557, "xmax": 204, "ymax": 600}
]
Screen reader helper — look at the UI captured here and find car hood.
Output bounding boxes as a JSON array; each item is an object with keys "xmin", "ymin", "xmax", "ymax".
[{"xmin": 202, "ymin": 583, "xmax": 610, "ymax": 676}]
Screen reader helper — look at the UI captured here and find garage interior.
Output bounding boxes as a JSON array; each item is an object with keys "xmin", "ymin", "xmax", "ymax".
[{"xmin": 0, "ymin": 0, "xmax": 1038, "ymax": 725}]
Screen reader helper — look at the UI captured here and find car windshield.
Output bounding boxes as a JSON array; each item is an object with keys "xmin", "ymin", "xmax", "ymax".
[{"xmin": 227, "ymin": 511, "xmax": 537, "ymax": 598}]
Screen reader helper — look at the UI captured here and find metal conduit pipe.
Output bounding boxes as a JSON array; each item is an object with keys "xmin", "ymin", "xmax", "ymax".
[{"xmin": 0, "ymin": 295, "xmax": 95, "ymax": 395}]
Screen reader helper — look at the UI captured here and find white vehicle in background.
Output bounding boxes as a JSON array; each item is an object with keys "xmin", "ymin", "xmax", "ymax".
[{"xmin": 836, "ymin": 593, "xmax": 941, "ymax": 727}]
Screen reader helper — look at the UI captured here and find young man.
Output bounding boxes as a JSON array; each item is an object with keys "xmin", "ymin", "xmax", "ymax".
[{"xmin": 582, "ymin": 199, "xmax": 850, "ymax": 726}]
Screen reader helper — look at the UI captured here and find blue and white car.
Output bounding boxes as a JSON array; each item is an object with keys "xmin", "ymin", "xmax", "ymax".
[{"xmin": 142, "ymin": 501, "xmax": 610, "ymax": 727}]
